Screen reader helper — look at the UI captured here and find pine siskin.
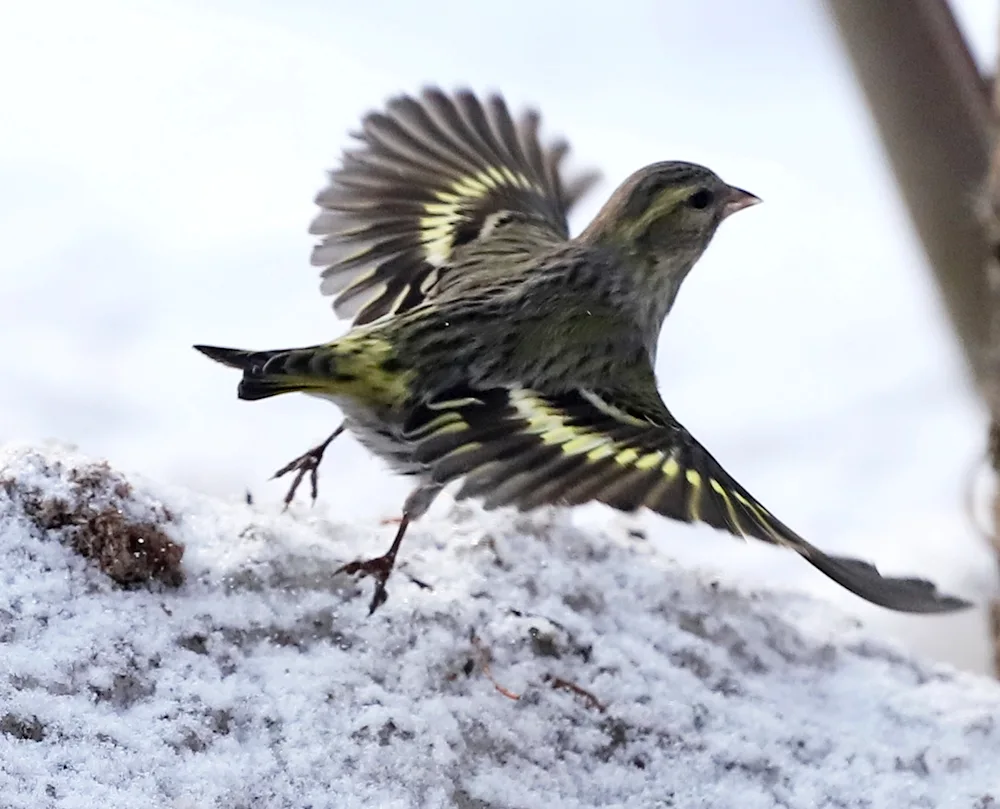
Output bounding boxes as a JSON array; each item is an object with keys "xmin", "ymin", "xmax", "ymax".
[{"xmin": 196, "ymin": 88, "xmax": 970, "ymax": 616}]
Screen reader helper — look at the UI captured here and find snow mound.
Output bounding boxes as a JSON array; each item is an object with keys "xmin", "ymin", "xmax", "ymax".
[{"xmin": 1, "ymin": 442, "xmax": 999, "ymax": 809}]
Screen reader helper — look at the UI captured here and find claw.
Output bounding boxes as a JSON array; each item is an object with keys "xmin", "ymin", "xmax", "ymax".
[
  {"xmin": 335, "ymin": 514, "xmax": 410, "ymax": 614},
  {"xmin": 272, "ymin": 423, "xmax": 345, "ymax": 508},
  {"xmin": 335, "ymin": 555, "xmax": 395, "ymax": 613}
]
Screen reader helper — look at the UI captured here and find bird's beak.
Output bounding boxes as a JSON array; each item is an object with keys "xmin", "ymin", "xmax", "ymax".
[{"xmin": 722, "ymin": 186, "xmax": 761, "ymax": 218}]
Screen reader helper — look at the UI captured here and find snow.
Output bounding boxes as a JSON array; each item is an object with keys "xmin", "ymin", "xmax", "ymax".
[
  {"xmin": 0, "ymin": 0, "xmax": 997, "ymax": 695},
  {"xmin": 2, "ymin": 442, "xmax": 1000, "ymax": 808}
]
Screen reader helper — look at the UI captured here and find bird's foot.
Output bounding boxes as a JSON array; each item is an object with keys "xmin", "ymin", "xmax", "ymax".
[
  {"xmin": 271, "ymin": 424, "xmax": 345, "ymax": 508},
  {"xmin": 335, "ymin": 553, "xmax": 398, "ymax": 614},
  {"xmin": 335, "ymin": 514, "xmax": 411, "ymax": 614}
]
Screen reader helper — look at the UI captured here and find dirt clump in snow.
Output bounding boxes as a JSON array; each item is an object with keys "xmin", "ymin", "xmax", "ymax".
[{"xmin": 1, "ymin": 452, "xmax": 184, "ymax": 587}]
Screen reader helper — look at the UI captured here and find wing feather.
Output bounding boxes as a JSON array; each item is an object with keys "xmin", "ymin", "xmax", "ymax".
[
  {"xmin": 403, "ymin": 385, "xmax": 971, "ymax": 614},
  {"xmin": 311, "ymin": 88, "xmax": 600, "ymax": 325}
]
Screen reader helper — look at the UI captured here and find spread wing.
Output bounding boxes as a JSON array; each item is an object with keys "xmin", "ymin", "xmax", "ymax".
[
  {"xmin": 311, "ymin": 87, "xmax": 600, "ymax": 325},
  {"xmin": 403, "ymin": 385, "xmax": 970, "ymax": 615}
]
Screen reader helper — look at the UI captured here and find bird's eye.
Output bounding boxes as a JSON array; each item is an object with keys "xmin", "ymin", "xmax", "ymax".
[{"xmin": 686, "ymin": 189, "xmax": 714, "ymax": 210}]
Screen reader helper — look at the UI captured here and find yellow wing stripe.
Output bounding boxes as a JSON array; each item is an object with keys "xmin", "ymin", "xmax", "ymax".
[
  {"xmin": 615, "ymin": 448, "xmax": 639, "ymax": 466},
  {"xmin": 427, "ymin": 395, "xmax": 485, "ymax": 409},
  {"xmin": 587, "ymin": 444, "xmax": 617, "ymax": 462},
  {"xmin": 419, "ymin": 216, "xmax": 463, "ymax": 266},
  {"xmin": 423, "ymin": 389, "xmax": 782, "ymax": 534},
  {"xmin": 509, "ymin": 391, "xmax": 620, "ymax": 462},
  {"xmin": 419, "ymin": 170, "xmax": 541, "ymax": 265},
  {"xmin": 562, "ymin": 434, "xmax": 611, "ymax": 456},
  {"xmin": 706, "ymin": 486, "xmax": 790, "ymax": 549},
  {"xmin": 506, "ymin": 389, "xmax": 676, "ymax": 479},
  {"xmin": 710, "ymin": 477, "xmax": 747, "ymax": 538},
  {"xmin": 406, "ymin": 411, "xmax": 465, "ymax": 440},
  {"xmin": 498, "ymin": 388, "xmax": 785, "ymax": 539},
  {"xmin": 419, "ymin": 387, "xmax": 792, "ymax": 547},
  {"xmin": 635, "ymin": 451, "xmax": 666, "ymax": 471},
  {"xmin": 579, "ymin": 389, "xmax": 651, "ymax": 427},
  {"xmin": 417, "ymin": 386, "xmax": 811, "ymax": 564},
  {"xmin": 685, "ymin": 469, "xmax": 702, "ymax": 522},
  {"xmin": 538, "ymin": 425, "xmax": 580, "ymax": 446}
]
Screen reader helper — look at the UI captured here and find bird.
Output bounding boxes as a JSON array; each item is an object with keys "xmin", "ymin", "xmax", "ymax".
[{"xmin": 195, "ymin": 87, "xmax": 970, "ymax": 616}]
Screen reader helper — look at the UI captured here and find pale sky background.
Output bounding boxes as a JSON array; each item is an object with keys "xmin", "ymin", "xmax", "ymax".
[{"xmin": 1, "ymin": 0, "xmax": 998, "ymax": 671}]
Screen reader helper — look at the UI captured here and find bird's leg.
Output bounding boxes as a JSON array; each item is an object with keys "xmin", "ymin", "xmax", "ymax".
[
  {"xmin": 335, "ymin": 514, "xmax": 411, "ymax": 615},
  {"xmin": 335, "ymin": 482, "xmax": 443, "ymax": 614},
  {"xmin": 271, "ymin": 422, "xmax": 346, "ymax": 508}
]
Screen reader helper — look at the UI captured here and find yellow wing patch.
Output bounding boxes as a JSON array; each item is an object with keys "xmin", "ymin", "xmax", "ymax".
[
  {"xmin": 401, "ymin": 382, "xmax": 974, "ymax": 615},
  {"xmin": 420, "ymin": 170, "xmax": 543, "ymax": 265},
  {"xmin": 507, "ymin": 388, "xmax": 666, "ymax": 471},
  {"xmin": 499, "ymin": 388, "xmax": 779, "ymax": 536},
  {"xmin": 409, "ymin": 385, "xmax": 799, "ymax": 551}
]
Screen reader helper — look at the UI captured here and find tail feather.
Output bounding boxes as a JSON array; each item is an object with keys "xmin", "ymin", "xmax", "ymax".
[
  {"xmin": 193, "ymin": 344, "xmax": 261, "ymax": 370},
  {"xmin": 194, "ymin": 344, "xmax": 327, "ymax": 402},
  {"xmin": 194, "ymin": 336, "xmax": 411, "ymax": 408},
  {"xmin": 236, "ymin": 376, "xmax": 306, "ymax": 401}
]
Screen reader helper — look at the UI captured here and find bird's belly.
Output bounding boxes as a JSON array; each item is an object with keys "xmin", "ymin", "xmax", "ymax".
[
  {"xmin": 306, "ymin": 391, "xmax": 422, "ymax": 476},
  {"xmin": 340, "ymin": 406, "xmax": 423, "ymax": 477}
]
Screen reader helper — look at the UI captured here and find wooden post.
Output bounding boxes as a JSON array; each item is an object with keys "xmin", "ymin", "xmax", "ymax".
[
  {"xmin": 824, "ymin": 0, "xmax": 992, "ymax": 386},
  {"xmin": 825, "ymin": 0, "xmax": 998, "ymax": 673},
  {"xmin": 982, "ymin": 32, "xmax": 1000, "ymax": 678}
]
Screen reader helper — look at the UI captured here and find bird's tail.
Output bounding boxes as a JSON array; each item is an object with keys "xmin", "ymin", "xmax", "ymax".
[
  {"xmin": 194, "ymin": 336, "xmax": 411, "ymax": 408},
  {"xmin": 194, "ymin": 344, "xmax": 330, "ymax": 401}
]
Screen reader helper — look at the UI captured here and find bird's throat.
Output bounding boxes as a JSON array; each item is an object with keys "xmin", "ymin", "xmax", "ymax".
[{"xmin": 629, "ymin": 255, "xmax": 693, "ymax": 360}]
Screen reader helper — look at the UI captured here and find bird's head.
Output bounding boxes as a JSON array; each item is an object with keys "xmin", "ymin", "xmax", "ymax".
[
  {"xmin": 578, "ymin": 160, "xmax": 759, "ymax": 338},
  {"xmin": 582, "ymin": 159, "xmax": 758, "ymax": 267}
]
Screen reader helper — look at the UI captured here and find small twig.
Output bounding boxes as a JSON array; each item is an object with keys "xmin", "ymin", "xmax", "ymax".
[
  {"xmin": 471, "ymin": 632, "xmax": 520, "ymax": 701},
  {"xmin": 544, "ymin": 674, "xmax": 606, "ymax": 713}
]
